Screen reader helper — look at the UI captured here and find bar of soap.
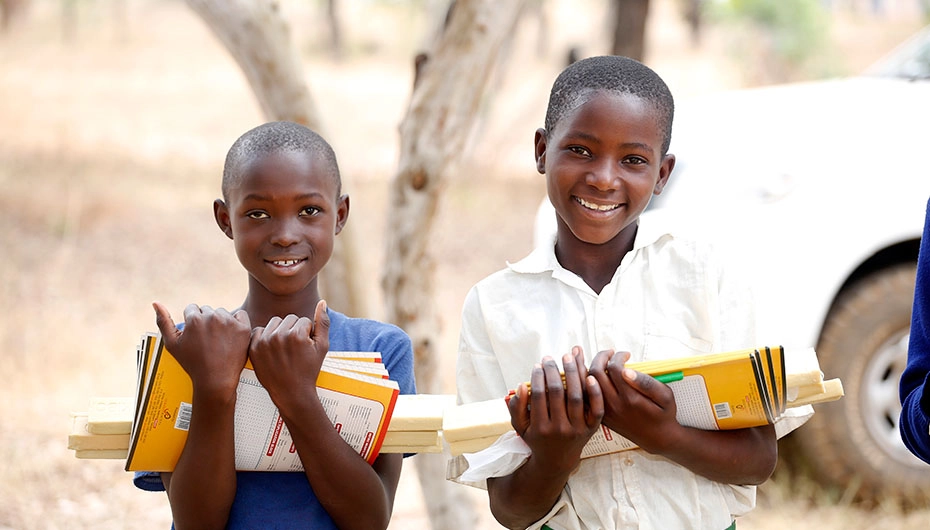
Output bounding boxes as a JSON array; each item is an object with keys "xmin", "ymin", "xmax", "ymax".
[
  {"xmin": 442, "ymin": 398, "xmax": 511, "ymax": 443},
  {"xmin": 69, "ymin": 413, "xmax": 130, "ymax": 450},
  {"xmin": 87, "ymin": 397, "xmax": 134, "ymax": 435}
]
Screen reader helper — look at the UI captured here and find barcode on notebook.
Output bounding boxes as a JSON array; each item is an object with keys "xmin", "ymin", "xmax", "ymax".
[
  {"xmin": 175, "ymin": 402, "xmax": 193, "ymax": 431},
  {"xmin": 713, "ymin": 402, "xmax": 732, "ymax": 420}
]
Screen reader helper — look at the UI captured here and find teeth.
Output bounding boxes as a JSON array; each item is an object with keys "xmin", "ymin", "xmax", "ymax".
[
  {"xmin": 575, "ymin": 197, "xmax": 619, "ymax": 211},
  {"xmin": 273, "ymin": 259, "xmax": 300, "ymax": 266}
]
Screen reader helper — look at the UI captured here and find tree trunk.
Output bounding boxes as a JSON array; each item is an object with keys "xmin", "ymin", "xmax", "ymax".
[
  {"xmin": 382, "ymin": 0, "xmax": 526, "ymax": 528},
  {"xmin": 609, "ymin": 0, "xmax": 650, "ymax": 61},
  {"xmin": 185, "ymin": 0, "xmax": 364, "ymax": 316}
]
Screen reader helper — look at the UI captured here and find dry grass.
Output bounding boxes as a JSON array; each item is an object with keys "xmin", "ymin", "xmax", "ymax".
[{"xmin": 1, "ymin": 1, "xmax": 928, "ymax": 528}]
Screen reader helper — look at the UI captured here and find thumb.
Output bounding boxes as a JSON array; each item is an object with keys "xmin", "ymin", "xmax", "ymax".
[
  {"xmin": 153, "ymin": 302, "xmax": 182, "ymax": 349},
  {"xmin": 622, "ymin": 368, "xmax": 670, "ymax": 404},
  {"xmin": 311, "ymin": 299, "xmax": 330, "ymax": 346},
  {"xmin": 508, "ymin": 384, "xmax": 531, "ymax": 436}
]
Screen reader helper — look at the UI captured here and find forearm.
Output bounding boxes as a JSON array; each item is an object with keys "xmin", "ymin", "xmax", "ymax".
[
  {"xmin": 280, "ymin": 394, "xmax": 397, "ymax": 530},
  {"xmin": 165, "ymin": 390, "xmax": 238, "ymax": 530},
  {"xmin": 487, "ymin": 455, "xmax": 573, "ymax": 530},
  {"xmin": 900, "ymin": 373, "xmax": 930, "ymax": 464},
  {"xmin": 655, "ymin": 423, "xmax": 777, "ymax": 485}
]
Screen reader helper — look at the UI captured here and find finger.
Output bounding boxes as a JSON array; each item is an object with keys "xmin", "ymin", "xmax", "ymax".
[
  {"xmin": 233, "ymin": 309, "xmax": 250, "ymax": 327},
  {"xmin": 249, "ymin": 326, "xmax": 265, "ymax": 354},
  {"xmin": 529, "ymin": 362, "xmax": 548, "ymax": 424},
  {"xmin": 541, "ymin": 355, "xmax": 566, "ymax": 419},
  {"xmin": 293, "ymin": 316, "xmax": 313, "ymax": 343},
  {"xmin": 182, "ymin": 303, "xmax": 202, "ymax": 323},
  {"xmin": 607, "ymin": 350, "xmax": 632, "ymax": 388},
  {"xmin": 280, "ymin": 314, "xmax": 300, "ymax": 332},
  {"xmin": 311, "ymin": 300, "xmax": 331, "ymax": 349},
  {"xmin": 508, "ymin": 383, "xmax": 531, "ymax": 436},
  {"xmin": 622, "ymin": 368, "xmax": 673, "ymax": 407},
  {"xmin": 585, "ymin": 375, "xmax": 605, "ymax": 427},
  {"xmin": 263, "ymin": 316, "xmax": 283, "ymax": 335},
  {"xmin": 562, "ymin": 352, "xmax": 584, "ymax": 425},
  {"xmin": 589, "ymin": 349, "xmax": 614, "ymax": 390},
  {"xmin": 153, "ymin": 302, "xmax": 182, "ymax": 348}
]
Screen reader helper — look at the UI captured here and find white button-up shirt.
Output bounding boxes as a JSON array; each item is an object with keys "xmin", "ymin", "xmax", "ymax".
[{"xmin": 455, "ymin": 223, "xmax": 812, "ymax": 530}]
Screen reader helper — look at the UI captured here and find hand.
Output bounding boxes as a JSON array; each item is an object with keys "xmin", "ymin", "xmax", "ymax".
[
  {"xmin": 153, "ymin": 301, "xmax": 251, "ymax": 397},
  {"xmin": 248, "ymin": 300, "xmax": 330, "ymax": 413},
  {"xmin": 589, "ymin": 349, "xmax": 681, "ymax": 453},
  {"xmin": 508, "ymin": 346, "xmax": 603, "ymax": 475}
]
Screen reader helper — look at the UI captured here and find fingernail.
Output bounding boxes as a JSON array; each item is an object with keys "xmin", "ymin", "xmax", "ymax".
[{"xmin": 623, "ymin": 368, "xmax": 637, "ymax": 381}]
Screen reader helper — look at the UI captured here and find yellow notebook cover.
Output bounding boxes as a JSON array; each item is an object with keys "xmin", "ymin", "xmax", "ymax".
[{"xmin": 125, "ymin": 334, "xmax": 399, "ymax": 472}]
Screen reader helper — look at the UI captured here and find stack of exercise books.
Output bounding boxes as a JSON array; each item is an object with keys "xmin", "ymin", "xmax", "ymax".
[
  {"xmin": 66, "ymin": 331, "xmax": 455, "ymax": 472},
  {"xmin": 442, "ymin": 346, "xmax": 843, "ymax": 457},
  {"xmin": 69, "ymin": 343, "xmax": 841, "ymax": 469}
]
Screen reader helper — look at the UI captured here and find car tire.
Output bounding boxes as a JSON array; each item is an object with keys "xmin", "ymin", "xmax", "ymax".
[{"xmin": 785, "ymin": 263, "xmax": 929, "ymax": 505}]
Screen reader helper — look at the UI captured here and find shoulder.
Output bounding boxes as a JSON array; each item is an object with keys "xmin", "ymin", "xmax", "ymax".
[
  {"xmin": 327, "ymin": 309, "xmax": 411, "ymax": 350},
  {"xmin": 327, "ymin": 309, "xmax": 416, "ymax": 394}
]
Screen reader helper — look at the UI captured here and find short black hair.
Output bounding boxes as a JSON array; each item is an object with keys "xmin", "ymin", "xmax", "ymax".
[
  {"xmin": 544, "ymin": 55, "xmax": 675, "ymax": 155},
  {"xmin": 222, "ymin": 121, "xmax": 341, "ymax": 199}
]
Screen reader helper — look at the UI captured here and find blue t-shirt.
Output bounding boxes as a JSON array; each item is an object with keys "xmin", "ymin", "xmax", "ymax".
[{"xmin": 134, "ymin": 309, "xmax": 416, "ymax": 529}]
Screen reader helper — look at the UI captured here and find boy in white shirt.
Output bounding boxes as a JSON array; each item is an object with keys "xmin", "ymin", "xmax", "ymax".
[{"xmin": 455, "ymin": 56, "xmax": 809, "ymax": 530}]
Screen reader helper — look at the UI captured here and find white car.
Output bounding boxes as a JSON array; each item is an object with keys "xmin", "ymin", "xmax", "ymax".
[{"xmin": 534, "ymin": 26, "xmax": 930, "ymax": 503}]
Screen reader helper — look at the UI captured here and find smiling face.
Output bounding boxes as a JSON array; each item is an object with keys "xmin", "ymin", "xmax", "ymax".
[
  {"xmin": 214, "ymin": 149, "xmax": 348, "ymax": 309},
  {"xmin": 536, "ymin": 90, "xmax": 675, "ymax": 254}
]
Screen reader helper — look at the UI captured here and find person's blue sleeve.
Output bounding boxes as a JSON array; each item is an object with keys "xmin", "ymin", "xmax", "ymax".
[
  {"xmin": 900, "ymin": 197, "xmax": 930, "ymax": 464},
  {"xmin": 133, "ymin": 471, "xmax": 166, "ymax": 491}
]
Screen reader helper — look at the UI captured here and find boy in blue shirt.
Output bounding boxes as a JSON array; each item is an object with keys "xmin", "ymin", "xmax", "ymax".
[{"xmin": 135, "ymin": 121, "xmax": 415, "ymax": 529}]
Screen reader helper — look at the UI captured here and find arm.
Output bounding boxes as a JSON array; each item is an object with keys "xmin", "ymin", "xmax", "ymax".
[
  {"xmin": 487, "ymin": 348, "xmax": 604, "ymax": 530},
  {"xmin": 152, "ymin": 302, "xmax": 252, "ymax": 530},
  {"xmin": 590, "ymin": 349, "xmax": 777, "ymax": 485},
  {"xmin": 248, "ymin": 301, "xmax": 400, "ymax": 530},
  {"xmin": 900, "ymin": 198, "xmax": 930, "ymax": 463}
]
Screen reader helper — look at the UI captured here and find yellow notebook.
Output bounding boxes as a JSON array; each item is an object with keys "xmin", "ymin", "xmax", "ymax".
[{"xmin": 125, "ymin": 333, "xmax": 399, "ymax": 472}]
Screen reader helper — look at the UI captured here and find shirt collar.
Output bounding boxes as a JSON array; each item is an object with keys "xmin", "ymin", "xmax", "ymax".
[{"xmin": 509, "ymin": 221, "xmax": 672, "ymax": 276}]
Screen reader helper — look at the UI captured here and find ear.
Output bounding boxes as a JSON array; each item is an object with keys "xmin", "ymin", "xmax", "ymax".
[
  {"xmin": 334, "ymin": 194, "xmax": 350, "ymax": 235},
  {"xmin": 214, "ymin": 199, "xmax": 234, "ymax": 239},
  {"xmin": 653, "ymin": 153, "xmax": 676, "ymax": 196},
  {"xmin": 534, "ymin": 128, "xmax": 548, "ymax": 174}
]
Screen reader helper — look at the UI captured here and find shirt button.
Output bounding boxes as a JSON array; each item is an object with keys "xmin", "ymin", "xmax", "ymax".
[{"xmin": 624, "ymin": 458, "xmax": 633, "ymax": 466}]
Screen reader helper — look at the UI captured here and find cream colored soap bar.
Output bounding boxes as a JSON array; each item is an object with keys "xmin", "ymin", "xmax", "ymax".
[
  {"xmin": 784, "ymin": 347, "xmax": 824, "ymax": 387},
  {"xmin": 389, "ymin": 394, "xmax": 456, "ymax": 432},
  {"xmin": 442, "ymin": 398, "xmax": 511, "ymax": 443},
  {"xmin": 74, "ymin": 448, "xmax": 129, "ymax": 459},
  {"xmin": 788, "ymin": 381, "xmax": 826, "ymax": 402},
  {"xmin": 787, "ymin": 378, "xmax": 844, "ymax": 408},
  {"xmin": 383, "ymin": 429, "xmax": 441, "ymax": 446},
  {"xmin": 69, "ymin": 414, "xmax": 130, "ymax": 450},
  {"xmin": 87, "ymin": 397, "xmax": 134, "ymax": 435},
  {"xmin": 448, "ymin": 434, "xmax": 504, "ymax": 456}
]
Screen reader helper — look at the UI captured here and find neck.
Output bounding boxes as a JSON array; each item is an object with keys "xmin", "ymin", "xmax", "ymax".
[
  {"xmin": 554, "ymin": 222, "xmax": 638, "ymax": 294},
  {"xmin": 239, "ymin": 277, "xmax": 323, "ymax": 328}
]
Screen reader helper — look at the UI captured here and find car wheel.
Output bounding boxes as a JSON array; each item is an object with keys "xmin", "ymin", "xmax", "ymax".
[{"xmin": 786, "ymin": 263, "xmax": 929, "ymax": 505}]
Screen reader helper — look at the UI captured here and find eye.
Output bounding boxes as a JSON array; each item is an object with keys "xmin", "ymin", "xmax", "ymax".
[
  {"xmin": 246, "ymin": 210, "xmax": 269, "ymax": 220},
  {"xmin": 299, "ymin": 206, "xmax": 322, "ymax": 217},
  {"xmin": 623, "ymin": 155, "xmax": 648, "ymax": 165},
  {"xmin": 568, "ymin": 145, "xmax": 591, "ymax": 157}
]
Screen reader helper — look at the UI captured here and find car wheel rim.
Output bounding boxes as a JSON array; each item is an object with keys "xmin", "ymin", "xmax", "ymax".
[{"xmin": 861, "ymin": 330, "xmax": 925, "ymax": 468}]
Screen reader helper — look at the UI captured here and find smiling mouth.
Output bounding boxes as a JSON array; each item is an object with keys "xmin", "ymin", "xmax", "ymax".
[
  {"xmin": 574, "ymin": 196, "xmax": 620, "ymax": 212},
  {"xmin": 269, "ymin": 258, "xmax": 306, "ymax": 267}
]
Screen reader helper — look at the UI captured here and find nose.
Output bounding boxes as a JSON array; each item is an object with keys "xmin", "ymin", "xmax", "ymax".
[
  {"xmin": 270, "ymin": 217, "xmax": 301, "ymax": 247},
  {"xmin": 585, "ymin": 157, "xmax": 619, "ymax": 191}
]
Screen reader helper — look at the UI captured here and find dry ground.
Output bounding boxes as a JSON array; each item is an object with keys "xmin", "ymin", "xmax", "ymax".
[{"xmin": 1, "ymin": 1, "xmax": 928, "ymax": 528}]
